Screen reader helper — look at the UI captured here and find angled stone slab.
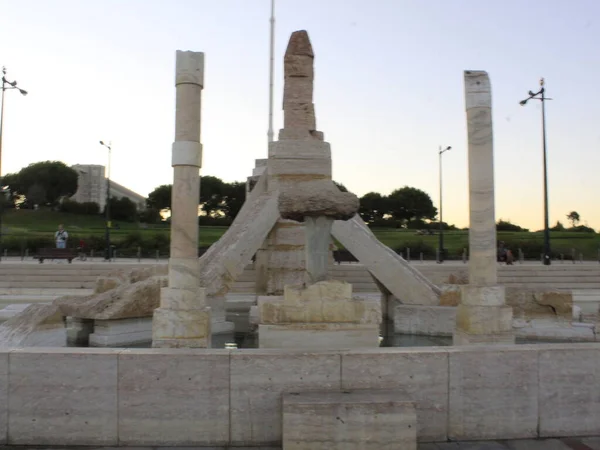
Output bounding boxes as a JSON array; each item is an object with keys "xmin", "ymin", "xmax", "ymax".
[
  {"xmin": 332, "ymin": 214, "xmax": 440, "ymax": 305},
  {"xmin": 198, "ymin": 170, "xmax": 268, "ymax": 274},
  {"xmin": 199, "ymin": 188, "xmax": 280, "ymax": 298}
]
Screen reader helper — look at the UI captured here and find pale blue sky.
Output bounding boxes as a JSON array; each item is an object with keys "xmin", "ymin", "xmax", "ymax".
[{"xmin": 0, "ymin": 0, "xmax": 598, "ymax": 229}]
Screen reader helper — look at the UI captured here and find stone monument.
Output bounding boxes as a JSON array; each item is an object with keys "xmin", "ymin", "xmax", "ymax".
[
  {"xmin": 193, "ymin": 30, "xmax": 441, "ymax": 337},
  {"xmin": 152, "ymin": 51, "xmax": 211, "ymax": 348},
  {"xmin": 453, "ymin": 70, "xmax": 514, "ymax": 345},
  {"xmin": 253, "ymin": 31, "xmax": 381, "ymax": 349}
]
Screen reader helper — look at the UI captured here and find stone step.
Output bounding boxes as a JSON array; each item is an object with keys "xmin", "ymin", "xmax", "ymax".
[
  {"xmin": 0, "ymin": 281, "xmax": 95, "ymax": 289},
  {"xmin": 0, "ymin": 275, "xmax": 98, "ymax": 282},
  {"xmin": 0, "ymin": 288, "xmax": 93, "ymax": 296}
]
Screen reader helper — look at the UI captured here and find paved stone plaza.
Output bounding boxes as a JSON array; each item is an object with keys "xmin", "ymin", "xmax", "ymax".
[{"xmin": 1, "ymin": 438, "xmax": 600, "ymax": 449}]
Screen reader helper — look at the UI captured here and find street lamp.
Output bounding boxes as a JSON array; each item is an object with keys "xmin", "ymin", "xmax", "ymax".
[
  {"xmin": 0, "ymin": 67, "xmax": 28, "ymax": 261},
  {"xmin": 99, "ymin": 140, "xmax": 112, "ymax": 261},
  {"xmin": 438, "ymin": 145, "xmax": 452, "ymax": 263},
  {"xmin": 520, "ymin": 78, "xmax": 552, "ymax": 266}
]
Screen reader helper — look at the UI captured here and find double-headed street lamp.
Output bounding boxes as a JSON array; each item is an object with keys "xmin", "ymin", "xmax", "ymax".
[
  {"xmin": 99, "ymin": 140, "xmax": 112, "ymax": 261},
  {"xmin": 438, "ymin": 145, "xmax": 452, "ymax": 263},
  {"xmin": 0, "ymin": 67, "xmax": 28, "ymax": 261},
  {"xmin": 520, "ymin": 78, "xmax": 552, "ymax": 266}
]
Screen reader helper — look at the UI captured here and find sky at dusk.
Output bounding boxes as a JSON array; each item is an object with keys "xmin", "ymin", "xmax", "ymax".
[{"xmin": 0, "ymin": 0, "xmax": 598, "ymax": 230}]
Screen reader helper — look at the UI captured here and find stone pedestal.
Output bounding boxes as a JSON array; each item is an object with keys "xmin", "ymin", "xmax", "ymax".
[
  {"xmin": 454, "ymin": 285, "xmax": 514, "ymax": 344},
  {"xmin": 153, "ymin": 279, "xmax": 211, "ymax": 348},
  {"xmin": 66, "ymin": 317, "xmax": 94, "ymax": 346},
  {"xmin": 257, "ymin": 280, "xmax": 380, "ymax": 349},
  {"xmin": 89, "ymin": 317, "xmax": 152, "ymax": 347}
]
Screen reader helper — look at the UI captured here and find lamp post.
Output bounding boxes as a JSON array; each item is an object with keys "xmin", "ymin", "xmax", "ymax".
[
  {"xmin": 520, "ymin": 78, "xmax": 552, "ymax": 266},
  {"xmin": 0, "ymin": 67, "xmax": 28, "ymax": 261},
  {"xmin": 438, "ymin": 145, "xmax": 451, "ymax": 263},
  {"xmin": 99, "ymin": 140, "xmax": 112, "ymax": 261},
  {"xmin": 267, "ymin": 0, "xmax": 275, "ymax": 144}
]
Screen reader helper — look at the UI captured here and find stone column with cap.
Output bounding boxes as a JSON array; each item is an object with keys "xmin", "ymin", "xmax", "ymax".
[
  {"xmin": 453, "ymin": 70, "xmax": 514, "ymax": 345},
  {"xmin": 152, "ymin": 51, "xmax": 211, "ymax": 348}
]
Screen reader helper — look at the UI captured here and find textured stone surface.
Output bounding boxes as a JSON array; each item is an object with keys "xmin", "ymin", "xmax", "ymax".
[
  {"xmin": 455, "ymin": 303, "xmax": 513, "ymax": 335},
  {"xmin": 454, "ymin": 285, "xmax": 514, "ymax": 344},
  {"xmin": 448, "ymin": 346, "xmax": 538, "ymax": 440},
  {"xmin": 464, "ymin": 70, "xmax": 497, "ymax": 286},
  {"xmin": 279, "ymin": 179, "xmax": 359, "ymax": 222},
  {"xmin": 118, "ymin": 349, "xmax": 229, "ymax": 445},
  {"xmin": 282, "ymin": 390, "xmax": 417, "ymax": 450},
  {"xmin": 0, "ymin": 303, "xmax": 65, "ymax": 348},
  {"xmin": 539, "ymin": 345, "xmax": 600, "ymax": 437},
  {"xmin": 57, "ymin": 275, "xmax": 167, "ymax": 320},
  {"xmin": 394, "ymin": 305, "xmax": 456, "ymax": 336},
  {"xmin": 258, "ymin": 281, "xmax": 379, "ymax": 325},
  {"xmin": 95, "ymin": 265, "xmax": 168, "ymax": 294},
  {"xmin": 304, "ymin": 216, "xmax": 333, "ymax": 283},
  {"xmin": 152, "ymin": 307, "xmax": 211, "ymax": 348},
  {"xmin": 332, "ymin": 215, "xmax": 440, "ymax": 306},
  {"xmin": 440, "ymin": 285, "xmax": 461, "ymax": 306},
  {"xmin": 506, "ymin": 288, "xmax": 573, "ymax": 320},
  {"xmin": 8, "ymin": 348, "xmax": 118, "ymax": 445},
  {"xmin": 269, "ymin": 140, "xmax": 330, "ymax": 160},
  {"xmin": 258, "ymin": 323, "xmax": 380, "ymax": 349},
  {"xmin": 0, "ymin": 350, "xmax": 6, "ymax": 444},
  {"xmin": 198, "ymin": 190, "xmax": 280, "ymax": 297},
  {"xmin": 341, "ymin": 348, "xmax": 449, "ymax": 442},
  {"xmin": 89, "ymin": 317, "xmax": 152, "ymax": 347},
  {"xmin": 230, "ymin": 350, "xmax": 340, "ymax": 446}
]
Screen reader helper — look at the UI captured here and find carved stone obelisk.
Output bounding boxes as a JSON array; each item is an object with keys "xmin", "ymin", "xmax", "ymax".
[
  {"xmin": 255, "ymin": 31, "xmax": 381, "ymax": 349},
  {"xmin": 453, "ymin": 70, "xmax": 514, "ymax": 345},
  {"xmin": 152, "ymin": 51, "xmax": 211, "ymax": 348}
]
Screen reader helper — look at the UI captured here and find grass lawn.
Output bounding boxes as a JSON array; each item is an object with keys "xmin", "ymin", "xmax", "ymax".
[{"xmin": 2, "ymin": 209, "xmax": 599, "ymax": 259}]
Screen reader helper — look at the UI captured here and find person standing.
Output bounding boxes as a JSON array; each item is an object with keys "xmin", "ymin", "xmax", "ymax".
[{"xmin": 55, "ymin": 224, "xmax": 68, "ymax": 249}]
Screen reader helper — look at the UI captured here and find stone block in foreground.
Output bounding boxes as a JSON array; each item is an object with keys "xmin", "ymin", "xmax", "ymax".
[{"xmin": 282, "ymin": 389, "xmax": 417, "ymax": 450}]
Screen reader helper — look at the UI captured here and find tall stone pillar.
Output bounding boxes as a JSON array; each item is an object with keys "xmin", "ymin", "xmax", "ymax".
[
  {"xmin": 453, "ymin": 70, "xmax": 514, "ymax": 345},
  {"xmin": 263, "ymin": 30, "xmax": 332, "ymax": 295},
  {"xmin": 152, "ymin": 51, "xmax": 211, "ymax": 348}
]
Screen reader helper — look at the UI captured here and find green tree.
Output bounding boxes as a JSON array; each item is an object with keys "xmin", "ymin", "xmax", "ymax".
[
  {"xmin": 8, "ymin": 161, "xmax": 78, "ymax": 205},
  {"xmin": 566, "ymin": 211, "xmax": 580, "ymax": 228},
  {"xmin": 333, "ymin": 181, "xmax": 348, "ymax": 192},
  {"xmin": 200, "ymin": 176, "xmax": 226, "ymax": 217},
  {"xmin": 496, "ymin": 219, "xmax": 528, "ymax": 232},
  {"xmin": 221, "ymin": 181, "xmax": 246, "ymax": 220},
  {"xmin": 26, "ymin": 183, "xmax": 46, "ymax": 207},
  {"xmin": 147, "ymin": 184, "xmax": 172, "ymax": 211},
  {"xmin": 387, "ymin": 186, "xmax": 437, "ymax": 225},
  {"xmin": 105, "ymin": 197, "xmax": 137, "ymax": 222},
  {"xmin": 359, "ymin": 192, "xmax": 388, "ymax": 222}
]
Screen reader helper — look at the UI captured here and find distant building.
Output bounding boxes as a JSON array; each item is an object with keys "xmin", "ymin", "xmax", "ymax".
[{"xmin": 71, "ymin": 164, "xmax": 146, "ymax": 210}]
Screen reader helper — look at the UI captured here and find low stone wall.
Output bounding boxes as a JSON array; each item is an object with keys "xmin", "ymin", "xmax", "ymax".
[{"xmin": 0, "ymin": 344, "xmax": 599, "ymax": 446}]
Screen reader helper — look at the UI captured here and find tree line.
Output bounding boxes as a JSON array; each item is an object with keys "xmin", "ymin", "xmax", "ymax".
[
  {"xmin": 4, "ymin": 161, "xmax": 594, "ymax": 232},
  {"xmin": 0, "ymin": 161, "xmax": 150, "ymax": 223}
]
